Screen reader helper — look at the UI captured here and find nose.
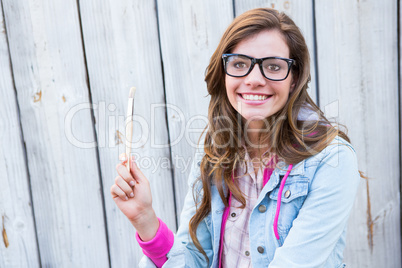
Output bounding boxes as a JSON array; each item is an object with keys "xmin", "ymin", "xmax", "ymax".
[{"xmin": 244, "ymin": 64, "xmax": 266, "ymax": 87}]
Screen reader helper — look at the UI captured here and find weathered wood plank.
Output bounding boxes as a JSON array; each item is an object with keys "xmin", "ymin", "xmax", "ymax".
[
  {"xmin": 316, "ymin": 1, "xmax": 401, "ymax": 267},
  {"xmin": 0, "ymin": 1, "xmax": 40, "ymax": 267},
  {"xmin": 1, "ymin": 0, "xmax": 109, "ymax": 266},
  {"xmin": 1, "ymin": 1, "xmax": 400, "ymax": 266},
  {"xmin": 400, "ymin": 0, "xmax": 402, "ymax": 265},
  {"xmin": 157, "ymin": 0, "xmax": 234, "ymax": 220},
  {"xmin": 78, "ymin": 0, "xmax": 176, "ymax": 265},
  {"xmin": 234, "ymin": 0, "xmax": 318, "ymax": 103}
]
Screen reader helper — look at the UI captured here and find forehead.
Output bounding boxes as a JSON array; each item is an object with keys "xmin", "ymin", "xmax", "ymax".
[{"xmin": 231, "ymin": 29, "xmax": 290, "ymax": 58}]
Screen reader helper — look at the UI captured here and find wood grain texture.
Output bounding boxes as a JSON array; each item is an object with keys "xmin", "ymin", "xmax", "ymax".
[
  {"xmin": 78, "ymin": 0, "xmax": 176, "ymax": 265},
  {"xmin": 1, "ymin": 0, "xmax": 109, "ymax": 266},
  {"xmin": 315, "ymin": 0, "xmax": 401, "ymax": 267},
  {"xmin": 157, "ymin": 0, "xmax": 234, "ymax": 218},
  {"xmin": 1, "ymin": 1, "xmax": 401, "ymax": 266},
  {"xmin": 234, "ymin": 0, "xmax": 318, "ymax": 103},
  {"xmin": 0, "ymin": 1, "xmax": 40, "ymax": 266}
]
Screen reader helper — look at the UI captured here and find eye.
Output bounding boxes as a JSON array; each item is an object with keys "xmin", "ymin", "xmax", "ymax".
[
  {"xmin": 226, "ymin": 55, "xmax": 251, "ymax": 69},
  {"xmin": 234, "ymin": 62, "xmax": 247, "ymax": 68},
  {"xmin": 225, "ymin": 55, "xmax": 252, "ymax": 76},
  {"xmin": 231, "ymin": 60, "xmax": 248, "ymax": 69},
  {"xmin": 267, "ymin": 64, "xmax": 280, "ymax": 71}
]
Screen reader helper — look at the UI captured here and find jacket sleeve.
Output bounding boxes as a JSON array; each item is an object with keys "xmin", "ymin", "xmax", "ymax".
[
  {"xmin": 139, "ymin": 145, "xmax": 213, "ymax": 268},
  {"xmin": 268, "ymin": 142, "xmax": 361, "ymax": 268}
]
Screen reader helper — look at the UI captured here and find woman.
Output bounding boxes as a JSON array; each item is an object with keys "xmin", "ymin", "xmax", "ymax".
[{"xmin": 111, "ymin": 8, "xmax": 361, "ymax": 268}]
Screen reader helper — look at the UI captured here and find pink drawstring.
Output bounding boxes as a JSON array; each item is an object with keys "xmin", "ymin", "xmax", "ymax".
[
  {"xmin": 218, "ymin": 181, "xmax": 232, "ymax": 268},
  {"xmin": 273, "ymin": 164, "xmax": 293, "ymax": 240},
  {"xmin": 262, "ymin": 163, "xmax": 271, "ymax": 186}
]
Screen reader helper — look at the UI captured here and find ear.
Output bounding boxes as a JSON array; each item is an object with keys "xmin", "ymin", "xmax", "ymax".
[{"xmin": 290, "ymin": 75, "xmax": 298, "ymax": 93}]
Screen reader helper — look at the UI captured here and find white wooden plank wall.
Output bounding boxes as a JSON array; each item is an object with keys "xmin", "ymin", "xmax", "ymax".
[
  {"xmin": 315, "ymin": 1, "xmax": 401, "ymax": 267},
  {"xmin": 0, "ymin": 0, "xmax": 400, "ymax": 267},
  {"xmin": 78, "ymin": 0, "xmax": 176, "ymax": 266},
  {"xmin": 1, "ymin": 0, "xmax": 108, "ymax": 267},
  {"xmin": 0, "ymin": 0, "xmax": 40, "ymax": 266}
]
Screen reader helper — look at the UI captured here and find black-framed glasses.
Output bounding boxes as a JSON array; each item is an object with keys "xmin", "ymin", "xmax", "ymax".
[{"xmin": 222, "ymin": 53, "xmax": 295, "ymax": 81}]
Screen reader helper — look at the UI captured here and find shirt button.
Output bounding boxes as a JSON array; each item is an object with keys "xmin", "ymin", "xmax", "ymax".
[
  {"xmin": 231, "ymin": 212, "xmax": 236, "ymax": 217},
  {"xmin": 245, "ymin": 251, "xmax": 250, "ymax": 256},
  {"xmin": 257, "ymin": 246, "xmax": 265, "ymax": 254},
  {"xmin": 284, "ymin": 190, "xmax": 291, "ymax": 198},
  {"xmin": 258, "ymin": 204, "xmax": 267, "ymax": 213}
]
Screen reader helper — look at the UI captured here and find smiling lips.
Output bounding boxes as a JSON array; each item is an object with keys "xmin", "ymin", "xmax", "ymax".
[{"xmin": 238, "ymin": 93, "xmax": 272, "ymax": 103}]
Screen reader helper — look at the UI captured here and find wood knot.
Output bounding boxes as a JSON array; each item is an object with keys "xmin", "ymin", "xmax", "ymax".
[{"xmin": 34, "ymin": 90, "xmax": 42, "ymax": 102}]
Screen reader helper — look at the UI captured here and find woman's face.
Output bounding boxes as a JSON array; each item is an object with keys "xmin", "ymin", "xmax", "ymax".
[{"xmin": 225, "ymin": 30, "xmax": 295, "ymax": 129}]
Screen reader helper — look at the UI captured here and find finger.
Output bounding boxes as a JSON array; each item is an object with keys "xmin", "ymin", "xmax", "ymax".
[
  {"xmin": 119, "ymin": 153, "xmax": 128, "ymax": 164},
  {"xmin": 115, "ymin": 176, "xmax": 134, "ymax": 198},
  {"xmin": 116, "ymin": 163, "xmax": 136, "ymax": 187},
  {"xmin": 130, "ymin": 156, "xmax": 147, "ymax": 183},
  {"xmin": 110, "ymin": 184, "xmax": 128, "ymax": 201}
]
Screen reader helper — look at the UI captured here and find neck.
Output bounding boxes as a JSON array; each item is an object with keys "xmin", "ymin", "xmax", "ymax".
[{"xmin": 244, "ymin": 120, "xmax": 269, "ymax": 159}]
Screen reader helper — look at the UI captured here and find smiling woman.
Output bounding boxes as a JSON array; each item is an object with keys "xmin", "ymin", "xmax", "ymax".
[
  {"xmin": 110, "ymin": 7, "xmax": 363, "ymax": 268},
  {"xmin": 224, "ymin": 29, "xmax": 296, "ymax": 128}
]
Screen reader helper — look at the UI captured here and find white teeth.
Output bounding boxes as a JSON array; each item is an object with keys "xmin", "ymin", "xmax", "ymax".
[{"xmin": 242, "ymin": 94, "xmax": 268, "ymax": 101}]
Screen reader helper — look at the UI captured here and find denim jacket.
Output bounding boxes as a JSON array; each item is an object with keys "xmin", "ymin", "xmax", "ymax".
[{"xmin": 139, "ymin": 136, "xmax": 361, "ymax": 268}]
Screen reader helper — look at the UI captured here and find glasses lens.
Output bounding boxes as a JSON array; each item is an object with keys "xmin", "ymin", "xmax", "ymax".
[
  {"xmin": 225, "ymin": 55, "xmax": 252, "ymax": 77},
  {"xmin": 262, "ymin": 58, "xmax": 289, "ymax": 80}
]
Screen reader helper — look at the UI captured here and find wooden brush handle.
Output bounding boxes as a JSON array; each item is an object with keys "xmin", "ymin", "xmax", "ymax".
[{"xmin": 125, "ymin": 98, "xmax": 134, "ymax": 171}]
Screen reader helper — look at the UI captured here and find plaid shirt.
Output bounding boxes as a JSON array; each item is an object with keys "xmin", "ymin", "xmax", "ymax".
[{"xmin": 221, "ymin": 148, "xmax": 273, "ymax": 268}]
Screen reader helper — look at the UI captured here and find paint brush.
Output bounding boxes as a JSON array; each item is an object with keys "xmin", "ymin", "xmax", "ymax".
[{"xmin": 125, "ymin": 87, "xmax": 136, "ymax": 171}]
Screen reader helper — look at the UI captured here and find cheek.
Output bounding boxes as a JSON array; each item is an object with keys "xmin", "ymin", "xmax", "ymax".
[
  {"xmin": 272, "ymin": 83, "xmax": 292, "ymax": 108},
  {"xmin": 225, "ymin": 77, "xmax": 237, "ymax": 98},
  {"xmin": 281, "ymin": 79, "xmax": 293, "ymax": 94},
  {"xmin": 225, "ymin": 77, "xmax": 241, "ymax": 111}
]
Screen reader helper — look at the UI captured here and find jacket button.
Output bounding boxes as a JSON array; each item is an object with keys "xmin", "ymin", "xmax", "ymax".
[
  {"xmin": 284, "ymin": 190, "xmax": 291, "ymax": 198},
  {"xmin": 245, "ymin": 251, "xmax": 250, "ymax": 256},
  {"xmin": 258, "ymin": 205, "xmax": 266, "ymax": 213},
  {"xmin": 231, "ymin": 212, "xmax": 236, "ymax": 217},
  {"xmin": 257, "ymin": 246, "xmax": 264, "ymax": 253}
]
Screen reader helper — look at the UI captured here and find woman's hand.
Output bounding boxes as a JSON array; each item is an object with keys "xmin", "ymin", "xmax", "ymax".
[{"xmin": 110, "ymin": 154, "xmax": 159, "ymax": 241}]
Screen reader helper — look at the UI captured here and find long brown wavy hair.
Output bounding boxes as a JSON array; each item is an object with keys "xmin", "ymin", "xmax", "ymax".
[{"xmin": 189, "ymin": 8, "xmax": 352, "ymax": 263}]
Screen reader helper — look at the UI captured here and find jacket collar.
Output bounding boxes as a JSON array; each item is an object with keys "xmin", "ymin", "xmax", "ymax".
[{"xmin": 276, "ymin": 159, "xmax": 305, "ymax": 176}]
